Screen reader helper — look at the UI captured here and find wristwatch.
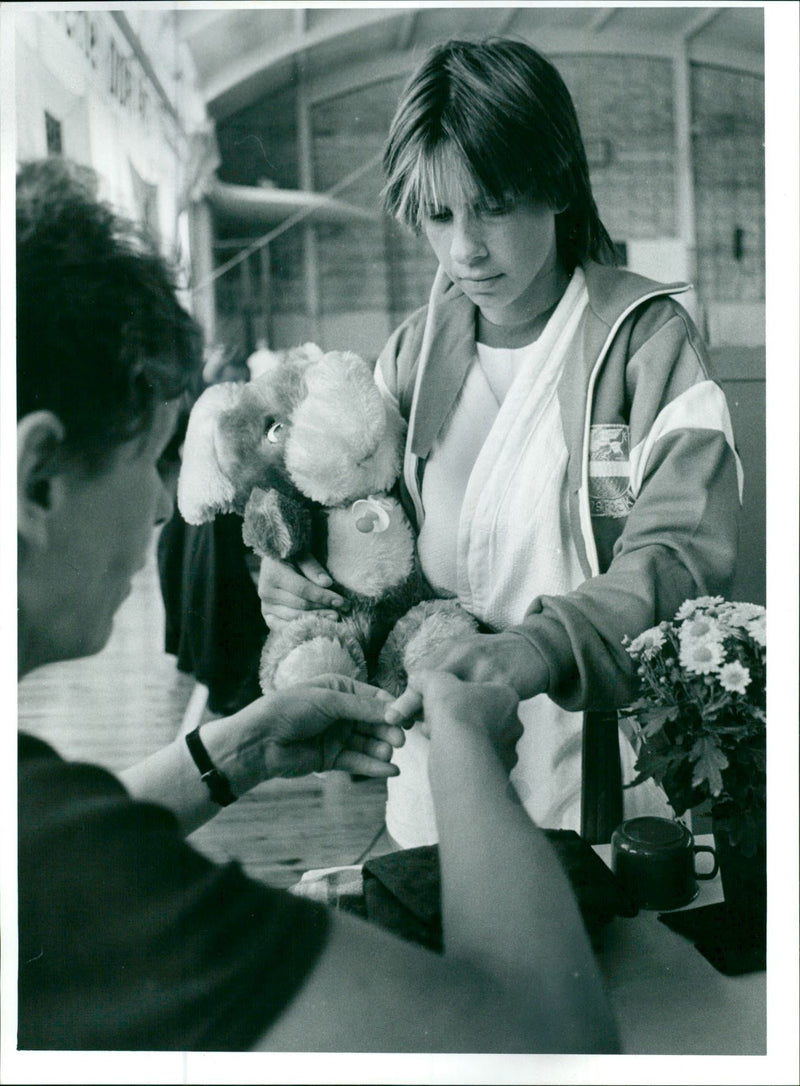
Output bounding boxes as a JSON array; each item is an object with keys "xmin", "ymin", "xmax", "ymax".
[{"xmin": 185, "ymin": 726, "xmax": 237, "ymax": 807}]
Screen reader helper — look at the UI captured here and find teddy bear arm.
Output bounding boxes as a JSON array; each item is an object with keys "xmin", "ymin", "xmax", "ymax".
[{"xmin": 243, "ymin": 487, "xmax": 312, "ymax": 560}]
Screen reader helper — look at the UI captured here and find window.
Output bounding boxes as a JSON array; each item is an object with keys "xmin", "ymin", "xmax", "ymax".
[{"xmin": 45, "ymin": 112, "xmax": 63, "ymax": 155}]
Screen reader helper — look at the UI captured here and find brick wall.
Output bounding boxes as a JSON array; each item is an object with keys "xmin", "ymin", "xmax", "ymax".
[
  {"xmin": 555, "ymin": 54, "xmax": 677, "ymax": 242},
  {"xmin": 692, "ymin": 66, "xmax": 765, "ymax": 303}
]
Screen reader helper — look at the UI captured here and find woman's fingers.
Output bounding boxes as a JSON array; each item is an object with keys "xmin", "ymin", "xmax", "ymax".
[
  {"xmin": 346, "ymin": 732, "xmax": 395, "ymax": 762},
  {"xmin": 320, "ymin": 723, "xmax": 399, "ymax": 777},
  {"xmin": 334, "ymin": 750, "xmax": 400, "ymax": 778},
  {"xmin": 296, "ymin": 552, "xmax": 334, "ymax": 587},
  {"xmin": 257, "ymin": 554, "xmax": 347, "ymax": 615},
  {"xmin": 352, "ymin": 720, "xmax": 405, "ymax": 749},
  {"xmin": 322, "ymin": 689, "xmax": 398, "ymax": 728},
  {"xmin": 384, "ymin": 687, "xmax": 424, "ymax": 726}
]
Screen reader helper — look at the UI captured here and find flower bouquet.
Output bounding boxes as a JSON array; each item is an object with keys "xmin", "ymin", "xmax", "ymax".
[{"xmin": 621, "ymin": 597, "xmax": 766, "ymax": 866}]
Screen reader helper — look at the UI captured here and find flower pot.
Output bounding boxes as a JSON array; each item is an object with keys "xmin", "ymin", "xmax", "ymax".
[{"xmin": 713, "ymin": 818, "xmax": 767, "ymax": 920}]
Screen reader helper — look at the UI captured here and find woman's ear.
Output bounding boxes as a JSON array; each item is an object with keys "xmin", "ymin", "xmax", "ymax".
[{"xmin": 17, "ymin": 411, "xmax": 67, "ymax": 549}]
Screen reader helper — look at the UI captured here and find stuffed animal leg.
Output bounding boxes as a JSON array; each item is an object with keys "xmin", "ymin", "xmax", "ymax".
[
  {"xmin": 374, "ymin": 598, "xmax": 482, "ymax": 697},
  {"xmin": 260, "ymin": 613, "xmax": 368, "ymax": 690}
]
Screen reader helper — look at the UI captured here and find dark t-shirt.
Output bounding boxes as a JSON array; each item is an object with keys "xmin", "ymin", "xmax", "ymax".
[{"xmin": 18, "ymin": 732, "xmax": 330, "ymax": 1050}]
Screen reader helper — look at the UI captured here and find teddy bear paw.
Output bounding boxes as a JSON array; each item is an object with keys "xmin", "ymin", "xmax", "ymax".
[{"xmin": 259, "ymin": 614, "xmax": 368, "ymax": 691}]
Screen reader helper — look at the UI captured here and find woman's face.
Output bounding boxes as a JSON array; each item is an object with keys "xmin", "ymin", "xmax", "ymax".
[
  {"xmin": 26, "ymin": 402, "xmax": 180, "ymax": 666},
  {"xmin": 421, "ymin": 179, "xmax": 563, "ymax": 327}
]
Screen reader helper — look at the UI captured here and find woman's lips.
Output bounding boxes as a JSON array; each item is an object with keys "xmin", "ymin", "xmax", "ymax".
[{"xmin": 460, "ymin": 273, "xmax": 501, "ymax": 285}]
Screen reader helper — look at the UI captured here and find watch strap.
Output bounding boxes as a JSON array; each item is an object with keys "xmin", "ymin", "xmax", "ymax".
[{"xmin": 185, "ymin": 726, "xmax": 237, "ymax": 807}]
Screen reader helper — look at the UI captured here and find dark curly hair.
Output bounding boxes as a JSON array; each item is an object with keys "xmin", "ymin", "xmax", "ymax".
[
  {"xmin": 16, "ymin": 157, "xmax": 203, "ymax": 471},
  {"xmin": 382, "ymin": 38, "xmax": 616, "ymax": 272}
]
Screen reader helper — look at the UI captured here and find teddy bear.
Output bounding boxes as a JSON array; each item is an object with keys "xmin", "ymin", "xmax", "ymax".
[{"xmin": 177, "ymin": 343, "xmax": 479, "ymax": 698}]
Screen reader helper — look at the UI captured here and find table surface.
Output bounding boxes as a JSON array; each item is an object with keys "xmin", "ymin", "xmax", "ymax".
[
  {"xmin": 297, "ymin": 833, "xmax": 766, "ymax": 1057},
  {"xmin": 593, "ymin": 836, "xmax": 766, "ymax": 1055}
]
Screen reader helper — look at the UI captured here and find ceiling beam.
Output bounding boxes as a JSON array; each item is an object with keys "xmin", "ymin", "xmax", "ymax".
[
  {"xmin": 396, "ymin": 12, "xmax": 418, "ymax": 51},
  {"xmin": 589, "ymin": 8, "xmax": 619, "ymax": 33},
  {"xmin": 203, "ymin": 8, "xmax": 403, "ymax": 118},
  {"xmin": 681, "ymin": 7, "xmax": 723, "ymax": 42}
]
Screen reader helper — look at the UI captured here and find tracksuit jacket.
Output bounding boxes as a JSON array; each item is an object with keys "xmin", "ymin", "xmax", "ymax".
[{"xmin": 376, "ymin": 260, "xmax": 742, "ymax": 840}]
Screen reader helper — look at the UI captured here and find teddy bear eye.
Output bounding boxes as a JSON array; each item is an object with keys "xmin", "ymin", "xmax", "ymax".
[{"xmin": 266, "ymin": 421, "xmax": 284, "ymax": 444}]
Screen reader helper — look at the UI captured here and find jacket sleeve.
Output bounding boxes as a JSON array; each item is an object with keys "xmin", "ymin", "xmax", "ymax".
[{"xmin": 510, "ymin": 306, "xmax": 742, "ymax": 713}]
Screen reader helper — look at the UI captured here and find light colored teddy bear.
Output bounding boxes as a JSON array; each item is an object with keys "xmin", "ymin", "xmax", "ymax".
[{"xmin": 177, "ymin": 343, "xmax": 478, "ymax": 697}]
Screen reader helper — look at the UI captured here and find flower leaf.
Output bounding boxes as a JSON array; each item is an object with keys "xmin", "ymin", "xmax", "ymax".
[{"xmin": 690, "ymin": 736, "xmax": 729, "ymax": 796}]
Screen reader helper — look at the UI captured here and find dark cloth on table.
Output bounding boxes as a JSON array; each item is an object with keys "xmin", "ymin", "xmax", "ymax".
[
  {"xmin": 18, "ymin": 732, "xmax": 330, "ymax": 1051},
  {"xmin": 157, "ymin": 510, "xmax": 264, "ymax": 714},
  {"xmin": 359, "ymin": 834, "xmax": 638, "ymax": 954},
  {"xmin": 658, "ymin": 902, "xmax": 766, "ymax": 975}
]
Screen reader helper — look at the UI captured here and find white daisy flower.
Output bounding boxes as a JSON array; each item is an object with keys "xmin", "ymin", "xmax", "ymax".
[
  {"xmin": 679, "ymin": 614, "xmax": 725, "ymax": 647},
  {"xmin": 746, "ymin": 613, "xmax": 766, "ymax": 647},
  {"xmin": 679, "ymin": 636, "xmax": 725, "ymax": 675},
  {"xmin": 675, "ymin": 599, "xmax": 700, "ymax": 621},
  {"xmin": 718, "ymin": 661, "xmax": 752, "ymax": 694},
  {"xmin": 722, "ymin": 602, "xmax": 766, "ymax": 628},
  {"xmin": 675, "ymin": 596, "xmax": 725, "ymax": 622},
  {"xmin": 626, "ymin": 626, "xmax": 666, "ymax": 659}
]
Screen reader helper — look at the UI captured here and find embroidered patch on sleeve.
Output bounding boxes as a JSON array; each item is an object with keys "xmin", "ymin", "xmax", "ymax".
[{"xmin": 589, "ymin": 424, "xmax": 634, "ymax": 518}]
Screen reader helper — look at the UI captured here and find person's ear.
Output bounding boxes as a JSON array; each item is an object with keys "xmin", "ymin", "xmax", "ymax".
[{"xmin": 17, "ymin": 411, "xmax": 67, "ymax": 548}]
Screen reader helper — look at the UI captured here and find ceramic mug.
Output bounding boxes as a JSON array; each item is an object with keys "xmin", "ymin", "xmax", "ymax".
[{"xmin": 611, "ymin": 816, "xmax": 718, "ymax": 911}]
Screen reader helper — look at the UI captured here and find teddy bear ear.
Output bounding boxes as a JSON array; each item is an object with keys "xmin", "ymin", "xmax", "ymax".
[{"xmin": 177, "ymin": 383, "xmax": 243, "ymax": 524}]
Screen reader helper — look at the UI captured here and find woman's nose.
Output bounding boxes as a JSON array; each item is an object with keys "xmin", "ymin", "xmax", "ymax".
[{"xmin": 450, "ymin": 214, "xmax": 487, "ymax": 265}]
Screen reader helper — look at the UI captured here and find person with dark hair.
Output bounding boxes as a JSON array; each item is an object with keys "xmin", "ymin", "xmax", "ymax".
[
  {"xmin": 16, "ymin": 156, "xmax": 618, "ymax": 1053},
  {"xmin": 255, "ymin": 38, "xmax": 742, "ymax": 849}
]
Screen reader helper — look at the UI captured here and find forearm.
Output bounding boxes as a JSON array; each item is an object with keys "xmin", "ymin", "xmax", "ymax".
[
  {"xmin": 429, "ymin": 719, "xmax": 619, "ymax": 1052},
  {"xmin": 120, "ymin": 712, "xmax": 268, "ymax": 836},
  {"xmin": 513, "ymin": 540, "xmax": 725, "ymax": 712},
  {"xmin": 120, "ymin": 683, "xmax": 400, "ymax": 835}
]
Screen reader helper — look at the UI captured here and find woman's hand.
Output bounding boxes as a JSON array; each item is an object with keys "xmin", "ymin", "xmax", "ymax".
[
  {"xmin": 218, "ymin": 674, "xmax": 405, "ymax": 790},
  {"xmin": 256, "ymin": 552, "xmax": 349, "ymax": 633},
  {"xmin": 401, "ymin": 670, "xmax": 523, "ymax": 773},
  {"xmin": 385, "ymin": 630, "xmax": 549, "ymax": 726}
]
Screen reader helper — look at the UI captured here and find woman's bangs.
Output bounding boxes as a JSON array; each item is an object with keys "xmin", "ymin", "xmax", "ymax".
[{"xmin": 400, "ymin": 143, "xmax": 485, "ymax": 226}]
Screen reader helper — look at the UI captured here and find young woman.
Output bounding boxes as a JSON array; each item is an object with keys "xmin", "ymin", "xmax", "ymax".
[
  {"xmin": 16, "ymin": 156, "xmax": 617, "ymax": 1053},
  {"xmin": 257, "ymin": 38, "xmax": 742, "ymax": 849}
]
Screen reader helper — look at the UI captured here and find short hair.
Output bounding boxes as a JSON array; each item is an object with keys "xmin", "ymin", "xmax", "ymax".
[
  {"xmin": 382, "ymin": 38, "xmax": 616, "ymax": 270},
  {"xmin": 16, "ymin": 157, "xmax": 203, "ymax": 471}
]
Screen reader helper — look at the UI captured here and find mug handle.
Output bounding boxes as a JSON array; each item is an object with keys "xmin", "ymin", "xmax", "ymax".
[{"xmin": 693, "ymin": 844, "xmax": 719, "ymax": 880}]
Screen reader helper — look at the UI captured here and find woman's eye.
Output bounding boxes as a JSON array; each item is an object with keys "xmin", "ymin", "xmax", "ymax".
[
  {"xmin": 480, "ymin": 203, "xmax": 511, "ymax": 218},
  {"xmin": 426, "ymin": 209, "xmax": 452, "ymax": 224},
  {"xmin": 266, "ymin": 421, "xmax": 284, "ymax": 444}
]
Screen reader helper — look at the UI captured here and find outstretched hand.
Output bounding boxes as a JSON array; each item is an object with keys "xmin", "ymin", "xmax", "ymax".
[
  {"xmin": 242, "ymin": 674, "xmax": 405, "ymax": 781},
  {"xmin": 389, "ymin": 670, "xmax": 523, "ymax": 774},
  {"xmin": 384, "ymin": 630, "xmax": 548, "ymax": 728}
]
